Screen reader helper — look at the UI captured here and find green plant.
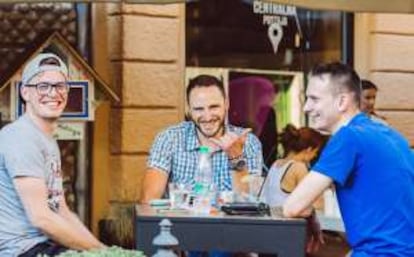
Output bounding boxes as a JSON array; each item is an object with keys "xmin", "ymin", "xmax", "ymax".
[
  {"xmin": 99, "ymin": 204, "xmax": 135, "ymax": 249},
  {"xmin": 37, "ymin": 246, "xmax": 145, "ymax": 257}
]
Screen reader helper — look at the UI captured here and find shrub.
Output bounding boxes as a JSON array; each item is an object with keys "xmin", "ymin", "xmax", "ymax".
[{"xmin": 37, "ymin": 246, "xmax": 145, "ymax": 257}]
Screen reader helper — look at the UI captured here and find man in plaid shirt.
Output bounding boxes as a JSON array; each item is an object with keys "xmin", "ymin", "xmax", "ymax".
[{"xmin": 141, "ymin": 74, "xmax": 263, "ymax": 203}]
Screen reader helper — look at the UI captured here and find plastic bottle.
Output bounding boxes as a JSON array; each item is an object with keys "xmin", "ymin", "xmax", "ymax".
[{"xmin": 192, "ymin": 146, "xmax": 215, "ymax": 214}]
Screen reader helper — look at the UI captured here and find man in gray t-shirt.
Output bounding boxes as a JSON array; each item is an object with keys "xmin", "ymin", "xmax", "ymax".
[
  {"xmin": 0, "ymin": 53, "xmax": 104, "ymax": 257},
  {"xmin": 0, "ymin": 114, "xmax": 60, "ymax": 255}
]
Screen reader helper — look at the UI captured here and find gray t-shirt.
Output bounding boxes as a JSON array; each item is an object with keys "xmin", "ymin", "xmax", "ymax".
[{"xmin": 0, "ymin": 114, "xmax": 64, "ymax": 256}]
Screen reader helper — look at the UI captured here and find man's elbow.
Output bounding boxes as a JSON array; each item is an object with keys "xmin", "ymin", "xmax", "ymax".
[
  {"xmin": 139, "ymin": 193, "xmax": 152, "ymax": 204},
  {"xmin": 139, "ymin": 187, "xmax": 163, "ymax": 204}
]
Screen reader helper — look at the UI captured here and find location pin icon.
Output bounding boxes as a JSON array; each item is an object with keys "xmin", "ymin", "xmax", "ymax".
[{"xmin": 268, "ymin": 23, "xmax": 283, "ymax": 54}]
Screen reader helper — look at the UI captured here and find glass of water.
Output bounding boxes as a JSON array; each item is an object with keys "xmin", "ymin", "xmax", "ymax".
[
  {"xmin": 248, "ymin": 173, "xmax": 264, "ymax": 202},
  {"xmin": 168, "ymin": 183, "xmax": 190, "ymax": 209},
  {"xmin": 248, "ymin": 152, "xmax": 265, "ymax": 202}
]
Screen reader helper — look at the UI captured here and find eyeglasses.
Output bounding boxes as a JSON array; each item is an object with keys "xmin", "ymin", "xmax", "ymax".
[{"xmin": 25, "ymin": 82, "xmax": 70, "ymax": 96}]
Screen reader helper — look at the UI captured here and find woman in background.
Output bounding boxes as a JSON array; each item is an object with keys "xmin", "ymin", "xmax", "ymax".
[
  {"xmin": 259, "ymin": 124, "xmax": 329, "ymax": 255},
  {"xmin": 360, "ymin": 79, "xmax": 387, "ymax": 124},
  {"xmin": 261, "ymin": 124, "xmax": 328, "ymax": 210}
]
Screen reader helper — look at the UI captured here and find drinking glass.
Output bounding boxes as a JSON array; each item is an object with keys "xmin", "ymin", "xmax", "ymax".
[
  {"xmin": 248, "ymin": 173, "xmax": 264, "ymax": 202},
  {"xmin": 168, "ymin": 183, "xmax": 190, "ymax": 209},
  {"xmin": 248, "ymin": 152, "xmax": 264, "ymax": 202}
]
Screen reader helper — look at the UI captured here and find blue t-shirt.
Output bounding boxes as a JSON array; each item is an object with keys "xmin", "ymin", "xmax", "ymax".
[{"xmin": 313, "ymin": 113, "xmax": 414, "ymax": 256}]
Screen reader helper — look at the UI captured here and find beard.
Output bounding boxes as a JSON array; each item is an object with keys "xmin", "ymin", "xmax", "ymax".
[{"xmin": 193, "ymin": 117, "xmax": 225, "ymax": 139}]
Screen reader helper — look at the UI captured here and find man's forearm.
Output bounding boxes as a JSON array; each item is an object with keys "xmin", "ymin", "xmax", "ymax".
[
  {"xmin": 34, "ymin": 209, "xmax": 104, "ymax": 250},
  {"xmin": 283, "ymin": 172, "xmax": 332, "ymax": 218},
  {"xmin": 60, "ymin": 210, "xmax": 105, "ymax": 249},
  {"xmin": 14, "ymin": 177, "xmax": 105, "ymax": 250}
]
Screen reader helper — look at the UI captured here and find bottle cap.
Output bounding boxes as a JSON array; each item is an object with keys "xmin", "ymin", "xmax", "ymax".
[{"xmin": 199, "ymin": 146, "xmax": 210, "ymax": 153}]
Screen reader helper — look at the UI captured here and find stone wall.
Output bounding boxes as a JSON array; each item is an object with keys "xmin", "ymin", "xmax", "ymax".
[
  {"xmin": 91, "ymin": 2, "xmax": 185, "ymax": 233},
  {"xmin": 107, "ymin": 3, "xmax": 185, "ymax": 202},
  {"xmin": 355, "ymin": 13, "xmax": 414, "ymax": 146}
]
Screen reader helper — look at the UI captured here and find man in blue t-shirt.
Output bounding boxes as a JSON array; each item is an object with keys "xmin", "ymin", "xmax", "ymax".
[{"xmin": 283, "ymin": 62, "xmax": 414, "ymax": 256}]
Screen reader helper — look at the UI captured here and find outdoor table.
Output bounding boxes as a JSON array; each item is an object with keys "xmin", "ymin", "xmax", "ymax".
[{"xmin": 135, "ymin": 204, "xmax": 306, "ymax": 257}]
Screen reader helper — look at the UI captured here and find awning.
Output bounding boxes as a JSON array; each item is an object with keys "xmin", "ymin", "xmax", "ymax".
[
  {"xmin": 265, "ymin": 0, "xmax": 414, "ymax": 14},
  {"xmin": 124, "ymin": 0, "xmax": 414, "ymax": 13},
  {"xmin": 1, "ymin": 0, "xmax": 413, "ymax": 13},
  {"xmin": 120, "ymin": 0, "xmax": 414, "ymax": 13}
]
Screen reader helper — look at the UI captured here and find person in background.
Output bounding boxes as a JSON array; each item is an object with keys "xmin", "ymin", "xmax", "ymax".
[
  {"xmin": 360, "ymin": 79, "xmax": 387, "ymax": 123},
  {"xmin": 141, "ymin": 74, "xmax": 262, "ymax": 203},
  {"xmin": 260, "ymin": 124, "xmax": 328, "ymax": 255},
  {"xmin": 261, "ymin": 124, "xmax": 327, "ymax": 210},
  {"xmin": 283, "ymin": 62, "xmax": 414, "ymax": 257},
  {"xmin": 0, "ymin": 53, "xmax": 105, "ymax": 256}
]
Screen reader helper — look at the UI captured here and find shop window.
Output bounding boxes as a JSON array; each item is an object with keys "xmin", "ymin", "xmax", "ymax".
[
  {"xmin": 186, "ymin": 0, "xmax": 345, "ymax": 71},
  {"xmin": 186, "ymin": 0, "xmax": 350, "ymax": 165}
]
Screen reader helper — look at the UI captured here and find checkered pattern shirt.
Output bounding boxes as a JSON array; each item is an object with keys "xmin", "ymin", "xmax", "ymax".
[{"xmin": 147, "ymin": 121, "xmax": 263, "ymax": 192}]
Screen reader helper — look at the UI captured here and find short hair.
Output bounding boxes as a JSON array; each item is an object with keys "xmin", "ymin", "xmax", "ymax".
[
  {"xmin": 186, "ymin": 74, "xmax": 225, "ymax": 104},
  {"xmin": 361, "ymin": 79, "xmax": 378, "ymax": 91},
  {"xmin": 310, "ymin": 62, "xmax": 361, "ymax": 105}
]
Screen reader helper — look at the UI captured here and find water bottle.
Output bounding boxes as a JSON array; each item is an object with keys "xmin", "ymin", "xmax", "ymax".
[{"xmin": 193, "ymin": 146, "xmax": 215, "ymax": 214}]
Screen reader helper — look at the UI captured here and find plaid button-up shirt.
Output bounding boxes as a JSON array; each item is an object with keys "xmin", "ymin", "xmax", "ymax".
[{"xmin": 147, "ymin": 121, "xmax": 263, "ymax": 192}]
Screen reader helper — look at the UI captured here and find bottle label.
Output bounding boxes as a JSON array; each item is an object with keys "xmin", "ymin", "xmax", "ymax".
[{"xmin": 194, "ymin": 182, "xmax": 208, "ymax": 195}]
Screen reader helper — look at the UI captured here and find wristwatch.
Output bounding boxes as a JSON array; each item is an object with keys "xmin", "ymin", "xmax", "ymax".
[{"xmin": 229, "ymin": 155, "xmax": 247, "ymax": 171}]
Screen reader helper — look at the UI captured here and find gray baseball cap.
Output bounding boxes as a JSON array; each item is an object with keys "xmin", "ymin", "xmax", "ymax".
[{"xmin": 21, "ymin": 53, "xmax": 68, "ymax": 85}]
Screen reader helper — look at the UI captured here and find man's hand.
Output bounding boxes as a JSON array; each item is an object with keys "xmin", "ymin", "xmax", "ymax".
[
  {"xmin": 210, "ymin": 128, "xmax": 252, "ymax": 194},
  {"xmin": 210, "ymin": 128, "xmax": 251, "ymax": 159}
]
